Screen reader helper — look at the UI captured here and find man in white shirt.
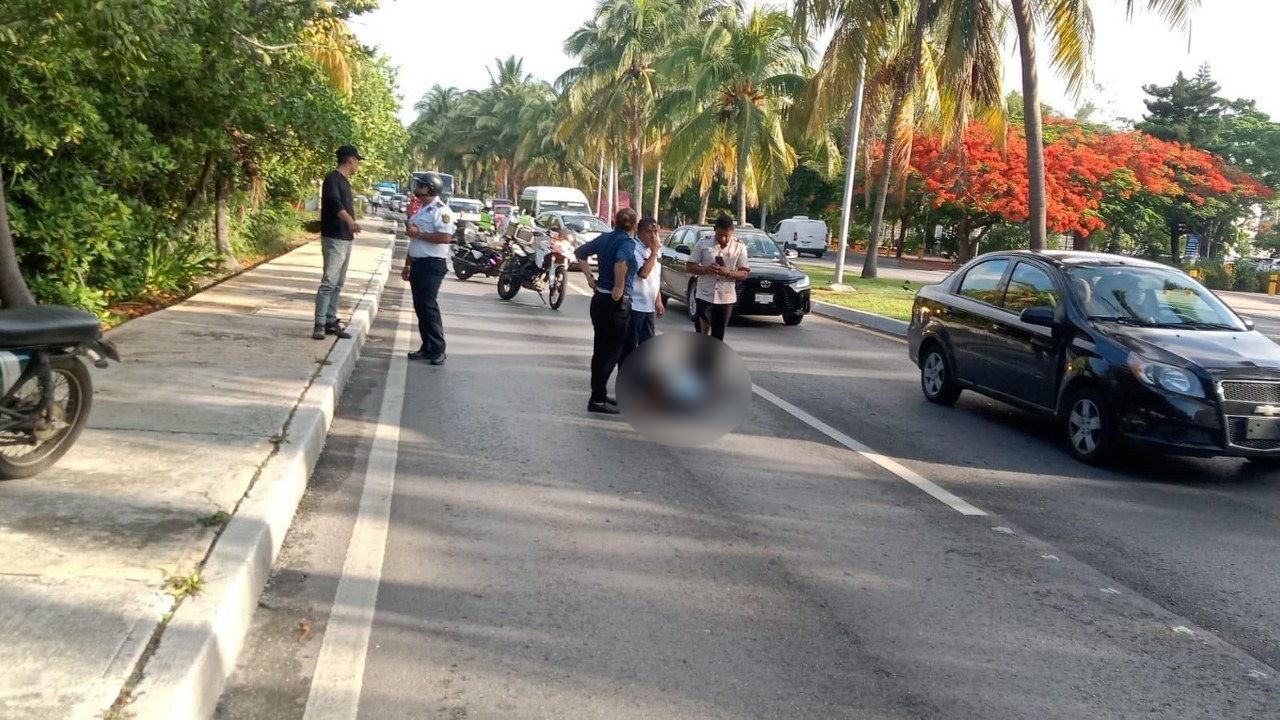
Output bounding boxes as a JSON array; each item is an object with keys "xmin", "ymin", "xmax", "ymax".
[
  {"xmin": 620, "ymin": 218, "xmax": 665, "ymax": 365},
  {"xmin": 401, "ymin": 172, "xmax": 456, "ymax": 365},
  {"xmin": 687, "ymin": 215, "xmax": 750, "ymax": 341}
]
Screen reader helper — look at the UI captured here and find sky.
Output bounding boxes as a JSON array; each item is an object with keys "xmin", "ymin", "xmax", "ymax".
[{"xmin": 349, "ymin": 0, "xmax": 1280, "ymax": 128}]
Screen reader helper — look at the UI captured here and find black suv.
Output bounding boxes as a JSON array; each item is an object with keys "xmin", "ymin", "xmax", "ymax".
[{"xmin": 908, "ymin": 250, "xmax": 1280, "ymax": 465}]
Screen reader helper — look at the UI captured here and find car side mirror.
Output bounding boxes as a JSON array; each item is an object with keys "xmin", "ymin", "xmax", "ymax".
[
  {"xmin": 1020, "ymin": 306, "xmax": 1057, "ymax": 328},
  {"xmin": 1241, "ymin": 315, "xmax": 1256, "ymax": 330}
]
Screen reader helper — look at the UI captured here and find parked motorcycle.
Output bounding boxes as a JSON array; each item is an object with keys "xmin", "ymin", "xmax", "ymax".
[
  {"xmin": 494, "ymin": 225, "xmax": 572, "ymax": 310},
  {"xmin": 0, "ymin": 306, "xmax": 119, "ymax": 479},
  {"xmin": 451, "ymin": 229, "xmax": 503, "ymax": 281}
]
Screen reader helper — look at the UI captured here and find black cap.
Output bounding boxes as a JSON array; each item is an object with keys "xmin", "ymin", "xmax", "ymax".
[
  {"xmin": 336, "ymin": 145, "xmax": 363, "ymax": 162},
  {"xmin": 714, "ymin": 215, "xmax": 734, "ymax": 230}
]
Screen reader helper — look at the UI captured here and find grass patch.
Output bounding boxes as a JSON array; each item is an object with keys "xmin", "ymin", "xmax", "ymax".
[
  {"xmin": 197, "ymin": 510, "xmax": 231, "ymax": 528},
  {"xmin": 163, "ymin": 570, "xmax": 204, "ymax": 602},
  {"xmin": 797, "ymin": 263, "xmax": 927, "ymax": 322}
]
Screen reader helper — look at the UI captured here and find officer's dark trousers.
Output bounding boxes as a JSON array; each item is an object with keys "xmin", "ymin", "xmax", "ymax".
[
  {"xmin": 589, "ymin": 292, "xmax": 631, "ymax": 404},
  {"xmin": 410, "ymin": 257, "xmax": 448, "ymax": 357}
]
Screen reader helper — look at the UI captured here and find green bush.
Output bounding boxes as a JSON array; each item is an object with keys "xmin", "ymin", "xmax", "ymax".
[
  {"xmin": 1232, "ymin": 262, "xmax": 1269, "ymax": 293},
  {"xmin": 140, "ymin": 236, "xmax": 221, "ymax": 296},
  {"xmin": 1194, "ymin": 260, "xmax": 1232, "ymax": 291},
  {"xmin": 237, "ymin": 203, "xmax": 304, "ymax": 258}
]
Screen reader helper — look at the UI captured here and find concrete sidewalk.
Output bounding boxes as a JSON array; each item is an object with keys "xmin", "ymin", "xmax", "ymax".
[{"xmin": 0, "ymin": 222, "xmax": 397, "ymax": 719}]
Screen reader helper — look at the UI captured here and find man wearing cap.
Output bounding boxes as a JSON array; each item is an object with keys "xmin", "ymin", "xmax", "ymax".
[
  {"xmin": 313, "ymin": 144, "xmax": 363, "ymax": 340},
  {"xmin": 401, "ymin": 172, "xmax": 455, "ymax": 365},
  {"xmin": 687, "ymin": 215, "xmax": 750, "ymax": 341}
]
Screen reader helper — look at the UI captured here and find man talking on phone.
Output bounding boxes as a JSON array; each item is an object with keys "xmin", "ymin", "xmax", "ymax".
[{"xmin": 687, "ymin": 215, "xmax": 750, "ymax": 341}]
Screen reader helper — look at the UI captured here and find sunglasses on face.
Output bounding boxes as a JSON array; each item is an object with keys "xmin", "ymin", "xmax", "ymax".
[{"xmin": 414, "ymin": 193, "xmax": 430, "ymax": 199}]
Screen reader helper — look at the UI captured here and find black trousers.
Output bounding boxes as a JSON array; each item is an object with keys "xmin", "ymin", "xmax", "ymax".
[
  {"xmin": 590, "ymin": 292, "xmax": 631, "ymax": 403},
  {"xmin": 694, "ymin": 300, "xmax": 733, "ymax": 341},
  {"xmin": 409, "ymin": 257, "xmax": 447, "ymax": 357},
  {"xmin": 619, "ymin": 310, "xmax": 656, "ymax": 366}
]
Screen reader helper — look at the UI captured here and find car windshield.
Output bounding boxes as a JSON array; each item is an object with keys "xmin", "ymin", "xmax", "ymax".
[
  {"xmin": 562, "ymin": 215, "xmax": 610, "ymax": 233},
  {"xmin": 1067, "ymin": 265, "xmax": 1245, "ymax": 330},
  {"xmin": 695, "ymin": 230, "xmax": 782, "ymax": 259},
  {"xmin": 450, "ymin": 201, "xmax": 481, "ymax": 213}
]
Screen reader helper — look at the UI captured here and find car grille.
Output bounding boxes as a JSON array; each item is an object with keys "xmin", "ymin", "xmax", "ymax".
[
  {"xmin": 1220, "ymin": 380, "xmax": 1280, "ymax": 403},
  {"xmin": 1227, "ymin": 417, "xmax": 1280, "ymax": 450},
  {"xmin": 735, "ymin": 280, "xmax": 807, "ymax": 314}
]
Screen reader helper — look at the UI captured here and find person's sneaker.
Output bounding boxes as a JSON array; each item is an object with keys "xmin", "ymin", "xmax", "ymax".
[
  {"xmin": 312, "ymin": 324, "xmax": 326, "ymax": 340},
  {"xmin": 588, "ymin": 400, "xmax": 620, "ymax": 414},
  {"xmin": 325, "ymin": 322, "xmax": 352, "ymax": 339}
]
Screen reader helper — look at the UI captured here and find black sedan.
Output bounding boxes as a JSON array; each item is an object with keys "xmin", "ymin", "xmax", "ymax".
[
  {"xmin": 659, "ymin": 225, "xmax": 811, "ymax": 326},
  {"xmin": 907, "ymin": 250, "xmax": 1280, "ymax": 465}
]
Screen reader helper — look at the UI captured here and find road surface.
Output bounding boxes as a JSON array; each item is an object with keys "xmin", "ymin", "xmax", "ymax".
[{"xmin": 218, "ymin": 247, "xmax": 1279, "ymax": 719}]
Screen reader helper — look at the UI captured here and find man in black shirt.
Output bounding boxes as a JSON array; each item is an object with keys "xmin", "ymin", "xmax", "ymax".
[{"xmin": 313, "ymin": 144, "xmax": 363, "ymax": 340}]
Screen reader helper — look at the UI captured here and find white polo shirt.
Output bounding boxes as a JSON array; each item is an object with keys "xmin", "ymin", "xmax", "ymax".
[
  {"xmin": 631, "ymin": 244, "xmax": 662, "ymax": 313},
  {"xmin": 408, "ymin": 198, "xmax": 457, "ymax": 259}
]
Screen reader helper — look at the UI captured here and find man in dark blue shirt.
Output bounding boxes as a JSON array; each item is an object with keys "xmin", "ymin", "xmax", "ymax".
[{"xmin": 575, "ymin": 208, "xmax": 640, "ymax": 414}]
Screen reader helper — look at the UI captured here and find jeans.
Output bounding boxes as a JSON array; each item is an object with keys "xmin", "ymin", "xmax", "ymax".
[
  {"xmin": 314, "ymin": 236, "xmax": 353, "ymax": 326},
  {"xmin": 619, "ymin": 310, "xmax": 656, "ymax": 366},
  {"xmin": 589, "ymin": 293, "xmax": 631, "ymax": 404},
  {"xmin": 409, "ymin": 257, "xmax": 448, "ymax": 357},
  {"xmin": 694, "ymin": 300, "xmax": 733, "ymax": 341}
]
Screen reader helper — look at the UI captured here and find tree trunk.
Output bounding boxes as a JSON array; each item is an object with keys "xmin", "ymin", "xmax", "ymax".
[
  {"xmin": 1010, "ymin": 0, "xmax": 1048, "ymax": 251},
  {"xmin": 0, "ymin": 171, "xmax": 35, "ymax": 308},
  {"xmin": 698, "ymin": 178, "xmax": 711, "ymax": 225},
  {"xmin": 1170, "ymin": 222, "xmax": 1182, "ymax": 266},
  {"xmin": 595, "ymin": 152, "xmax": 605, "ymax": 218},
  {"xmin": 652, "ymin": 157, "xmax": 662, "ymax": 221},
  {"xmin": 1072, "ymin": 230, "xmax": 1087, "ymax": 251},
  {"xmin": 215, "ymin": 165, "xmax": 239, "ymax": 272},
  {"xmin": 631, "ymin": 96, "xmax": 644, "ymax": 214},
  {"xmin": 863, "ymin": 0, "xmax": 932, "ymax": 279},
  {"xmin": 174, "ymin": 151, "xmax": 217, "ymax": 233},
  {"xmin": 957, "ymin": 214, "xmax": 973, "ymax": 262},
  {"xmin": 896, "ymin": 215, "xmax": 908, "ymax": 259},
  {"xmin": 736, "ymin": 118, "xmax": 750, "ymax": 224},
  {"xmin": 924, "ymin": 215, "xmax": 938, "ymax": 256}
]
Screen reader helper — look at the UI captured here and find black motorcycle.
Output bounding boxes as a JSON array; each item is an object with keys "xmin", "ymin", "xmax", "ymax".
[
  {"xmin": 451, "ymin": 227, "xmax": 503, "ymax": 281},
  {"xmin": 0, "ymin": 306, "xmax": 119, "ymax": 479},
  {"xmin": 494, "ymin": 225, "xmax": 569, "ymax": 310}
]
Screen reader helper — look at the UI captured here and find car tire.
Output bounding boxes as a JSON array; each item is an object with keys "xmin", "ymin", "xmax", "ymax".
[
  {"xmin": 783, "ymin": 313, "xmax": 804, "ymax": 326},
  {"xmin": 686, "ymin": 278, "xmax": 699, "ymax": 322},
  {"xmin": 1063, "ymin": 387, "xmax": 1115, "ymax": 465},
  {"xmin": 1245, "ymin": 457, "xmax": 1280, "ymax": 472},
  {"xmin": 919, "ymin": 344, "xmax": 961, "ymax": 406},
  {"xmin": 812, "ymin": 250, "xmax": 825, "ymax": 259}
]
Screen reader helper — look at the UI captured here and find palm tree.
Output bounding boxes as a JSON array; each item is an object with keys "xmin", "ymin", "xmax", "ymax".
[
  {"xmin": 561, "ymin": 0, "xmax": 712, "ymax": 214},
  {"xmin": 663, "ymin": 3, "xmax": 810, "ymax": 224},
  {"xmin": 1008, "ymin": 0, "xmax": 1197, "ymax": 251}
]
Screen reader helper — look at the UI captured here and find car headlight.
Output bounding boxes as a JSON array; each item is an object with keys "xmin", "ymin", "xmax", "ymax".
[
  {"xmin": 1128, "ymin": 354, "xmax": 1204, "ymax": 398},
  {"xmin": 791, "ymin": 275, "xmax": 811, "ymax": 291}
]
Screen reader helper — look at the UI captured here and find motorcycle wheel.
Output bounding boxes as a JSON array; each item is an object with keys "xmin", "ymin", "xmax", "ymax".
[
  {"xmin": 497, "ymin": 274, "xmax": 520, "ymax": 300},
  {"xmin": 454, "ymin": 265, "xmax": 473, "ymax": 281},
  {"xmin": 0, "ymin": 357, "xmax": 93, "ymax": 480},
  {"xmin": 548, "ymin": 266, "xmax": 567, "ymax": 310}
]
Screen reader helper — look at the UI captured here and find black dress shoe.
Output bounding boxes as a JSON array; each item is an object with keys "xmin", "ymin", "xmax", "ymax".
[
  {"xmin": 408, "ymin": 349, "xmax": 427, "ymax": 360},
  {"xmin": 429, "ymin": 354, "xmax": 447, "ymax": 366}
]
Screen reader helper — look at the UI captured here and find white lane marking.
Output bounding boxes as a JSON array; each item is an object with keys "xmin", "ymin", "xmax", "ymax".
[
  {"xmin": 751, "ymin": 384, "xmax": 988, "ymax": 517},
  {"xmin": 568, "ymin": 280, "xmax": 592, "ymax": 297},
  {"xmin": 303, "ymin": 282, "xmax": 412, "ymax": 720}
]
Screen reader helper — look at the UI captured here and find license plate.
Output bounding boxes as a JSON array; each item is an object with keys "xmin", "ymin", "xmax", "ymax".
[
  {"xmin": 754, "ymin": 293, "xmax": 774, "ymax": 305},
  {"xmin": 1246, "ymin": 418, "xmax": 1280, "ymax": 440}
]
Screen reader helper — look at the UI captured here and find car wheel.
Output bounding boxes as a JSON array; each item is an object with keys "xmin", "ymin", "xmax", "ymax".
[
  {"xmin": 783, "ymin": 313, "xmax": 804, "ymax": 326},
  {"xmin": 1246, "ymin": 456, "xmax": 1280, "ymax": 472},
  {"xmin": 812, "ymin": 250, "xmax": 824, "ymax": 259},
  {"xmin": 919, "ymin": 344, "xmax": 961, "ymax": 406},
  {"xmin": 686, "ymin": 278, "xmax": 699, "ymax": 322},
  {"xmin": 1064, "ymin": 388, "xmax": 1115, "ymax": 464}
]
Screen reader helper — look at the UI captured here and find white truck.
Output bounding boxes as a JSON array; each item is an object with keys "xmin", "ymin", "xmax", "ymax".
[{"xmin": 770, "ymin": 216, "xmax": 830, "ymax": 258}]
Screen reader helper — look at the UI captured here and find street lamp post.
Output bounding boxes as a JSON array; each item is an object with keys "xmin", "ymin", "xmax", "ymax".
[{"xmin": 832, "ymin": 55, "xmax": 867, "ymax": 290}]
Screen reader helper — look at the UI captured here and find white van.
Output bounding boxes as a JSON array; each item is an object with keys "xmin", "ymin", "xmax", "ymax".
[
  {"xmin": 518, "ymin": 186, "xmax": 592, "ymax": 216},
  {"xmin": 771, "ymin": 216, "xmax": 830, "ymax": 258}
]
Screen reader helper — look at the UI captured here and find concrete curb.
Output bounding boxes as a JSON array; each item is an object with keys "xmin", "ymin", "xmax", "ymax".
[
  {"xmin": 123, "ymin": 232, "xmax": 397, "ymax": 720},
  {"xmin": 810, "ymin": 299, "xmax": 909, "ymax": 337}
]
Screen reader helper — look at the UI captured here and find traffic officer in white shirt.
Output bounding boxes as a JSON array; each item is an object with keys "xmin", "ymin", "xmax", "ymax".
[
  {"xmin": 620, "ymin": 217, "xmax": 665, "ymax": 365},
  {"xmin": 687, "ymin": 215, "xmax": 750, "ymax": 341},
  {"xmin": 401, "ymin": 172, "xmax": 456, "ymax": 365}
]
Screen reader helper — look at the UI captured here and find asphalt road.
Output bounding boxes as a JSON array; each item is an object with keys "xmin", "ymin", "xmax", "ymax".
[{"xmin": 217, "ymin": 247, "xmax": 1279, "ymax": 719}]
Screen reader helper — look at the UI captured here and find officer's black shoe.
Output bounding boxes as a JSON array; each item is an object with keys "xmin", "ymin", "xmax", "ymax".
[
  {"xmin": 588, "ymin": 400, "xmax": 620, "ymax": 415},
  {"xmin": 326, "ymin": 322, "xmax": 352, "ymax": 339},
  {"xmin": 408, "ymin": 349, "xmax": 428, "ymax": 360},
  {"xmin": 429, "ymin": 354, "xmax": 447, "ymax": 366}
]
